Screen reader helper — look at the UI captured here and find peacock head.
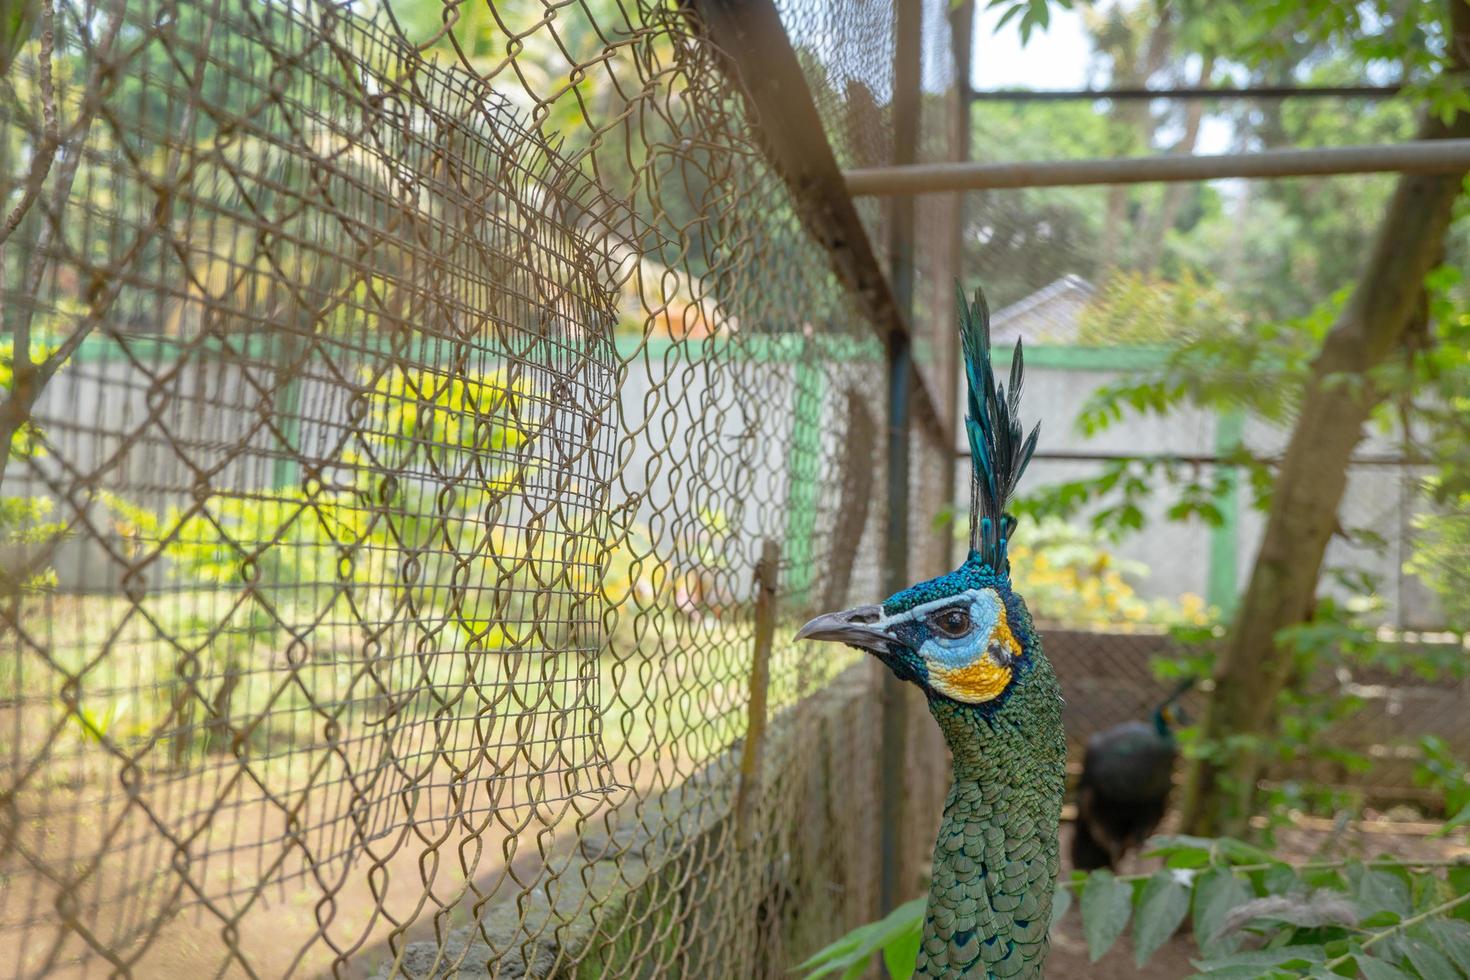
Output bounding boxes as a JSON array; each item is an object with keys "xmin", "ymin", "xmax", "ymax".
[
  {"xmin": 796, "ymin": 552, "xmax": 1040, "ymax": 712},
  {"xmin": 1152, "ymin": 677, "xmax": 1196, "ymax": 736},
  {"xmin": 797, "ymin": 283, "xmax": 1044, "ymax": 716}
]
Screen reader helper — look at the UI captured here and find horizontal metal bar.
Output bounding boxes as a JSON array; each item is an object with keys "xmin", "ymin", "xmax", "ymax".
[
  {"xmin": 968, "ymin": 84, "xmax": 1401, "ymax": 102},
  {"xmin": 845, "ymin": 139, "xmax": 1470, "ymax": 195},
  {"xmin": 963, "ymin": 448, "xmax": 1418, "ymax": 468}
]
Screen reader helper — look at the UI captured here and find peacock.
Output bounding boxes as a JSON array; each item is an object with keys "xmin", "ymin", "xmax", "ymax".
[
  {"xmin": 1071, "ymin": 679, "xmax": 1193, "ymax": 872},
  {"xmin": 796, "ymin": 286, "xmax": 1066, "ymax": 979}
]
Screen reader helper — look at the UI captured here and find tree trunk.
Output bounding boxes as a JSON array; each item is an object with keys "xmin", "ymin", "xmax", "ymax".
[
  {"xmin": 1180, "ymin": 0, "xmax": 1470, "ymax": 838},
  {"xmin": 1097, "ymin": 6, "xmax": 1173, "ymax": 271},
  {"xmin": 1136, "ymin": 52, "xmax": 1215, "ymax": 272}
]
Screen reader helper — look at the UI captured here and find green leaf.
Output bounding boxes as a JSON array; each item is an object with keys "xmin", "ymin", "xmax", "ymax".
[
  {"xmin": 1147, "ymin": 835, "xmax": 1214, "ymax": 868},
  {"xmin": 1081, "ymin": 870, "xmax": 1133, "ymax": 962},
  {"xmin": 1402, "ymin": 935, "xmax": 1459, "ymax": 980},
  {"xmin": 1358, "ymin": 870, "xmax": 1412, "ymax": 919},
  {"xmin": 1194, "ymin": 866, "xmax": 1252, "ymax": 954},
  {"xmin": 1448, "ymin": 867, "xmax": 1470, "ymax": 921},
  {"xmin": 880, "ymin": 919, "xmax": 922, "ymax": 980},
  {"xmin": 1412, "ymin": 872, "xmax": 1448, "ymax": 911},
  {"xmin": 1146, "ymin": 834, "xmax": 1274, "ymax": 868},
  {"xmin": 1207, "ymin": 839, "xmax": 1273, "ymax": 865},
  {"xmin": 793, "ymin": 934, "xmax": 864, "ymax": 980},
  {"xmin": 1050, "ymin": 883, "xmax": 1073, "ymax": 934},
  {"xmin": 1303, "ymin": 867, "xmax": 1349, "ymax": 892},
  {"xmin": 794, "ymin": 897, "xmax": 925, "ymax": 979},
  {"xmin": 1426, "ymin": 919, "xmax": 1470, "ymax": 974},
  {"xmin": 993, "ymin": 2, "xmax": 1023, "ymax": 33},
  {"xmin": 1360, "ymin": 910, "xmax": 1404, "ymax": 929},
  {"xmin": 1018, "ymin": 7, "xmax": 1039, "ymax": 44},
  {"xmin": 1262, "ymin": 862, "xmax": 1300, "ymax": 897},
  {"xmin": 1435, "ymin": 799, "xmax": 1470, "ymax": 837},
  {"xmin": 1134, "ymin": 870, "xmax": 1190, "ymax": 967},
  {"xmin": 1376, "ymin": 934, "xmax": 1410, "ymax": 966},
  {"xmin": 1354, "ymin": 953, "xmax": 1414, "ymax": 980},
  {"xmin": 1193, "ymin": 945, "xmax": 1326, "ymax": 974},
  {"xmin": 1, "ymin": 0, "xmax": 36, "ymax": 74},
  {"xmin": 1194, "ymin": 968, "xmax": 1299, "ymax": 980}
]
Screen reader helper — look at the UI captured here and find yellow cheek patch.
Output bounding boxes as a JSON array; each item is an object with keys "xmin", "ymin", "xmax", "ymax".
[
  {"xmin": 927, "ymin": 603, "xmax": 1022, "ymax": 704},
  {"xmin": 993, "ymin": 605, "xmax": 1019, "ymax": 652},
  {"xmin": 929, "ymin": 657, "xmax": 1013, "ymax": 704}
]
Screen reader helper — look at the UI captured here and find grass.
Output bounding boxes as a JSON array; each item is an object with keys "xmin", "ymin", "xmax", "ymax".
[{"xmin": 1, "ymin": 586, "xmax": 853, "ymax": 800}]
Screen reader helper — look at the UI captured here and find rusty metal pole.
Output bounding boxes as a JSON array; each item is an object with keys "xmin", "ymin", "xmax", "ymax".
[
  {"xmin": 844, "ymin": 139, "xmax": 1470, "ymax": 196},
  {"xmin": 967, "ymin": 83, "xmax": 1402, "ymax": 101},
  {"xmin": 687, "ymin": 0, "xmax": 952, "ymax": 447},
  {"xmin": 878, "ymin": 0, "xmax": 922, "ymax": 921},
  {"xmin": 939, "ymin": 0, "xmax": 973, "ymax": 572},
  {"xmin": 736, "ymin": 539, "xmax": 779, "ymax": 847}
]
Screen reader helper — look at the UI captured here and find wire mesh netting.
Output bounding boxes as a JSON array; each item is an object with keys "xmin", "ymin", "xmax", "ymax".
[
  {"xmin": 5, "ymin": 0, "xmax": 1469, "ymax": 974},
  {"xmin": 0, "ymin": 0, "xmax": 965, "ymax": 974},
  {"xmin": 776, "ymin": 0, "xmax": 968, "ymax": 409}
]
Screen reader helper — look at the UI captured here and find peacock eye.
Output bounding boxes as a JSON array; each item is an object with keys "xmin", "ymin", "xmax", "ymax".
[{"xmin": 930, "ymin": 608, "xmax": 972, "ymax": 638}]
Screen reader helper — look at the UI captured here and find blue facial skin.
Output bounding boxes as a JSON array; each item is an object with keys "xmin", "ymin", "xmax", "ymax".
[{"xmin": 873, "ymin": 550, "xmax": 1040, "ymax": 715}]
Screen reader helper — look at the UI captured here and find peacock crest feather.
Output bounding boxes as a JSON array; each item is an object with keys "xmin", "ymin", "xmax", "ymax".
[{"xmin": 958, "ymin": 284, "xmax": 1040, "ymax": 576}]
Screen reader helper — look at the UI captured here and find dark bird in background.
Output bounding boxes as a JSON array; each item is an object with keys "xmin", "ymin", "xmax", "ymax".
[{"xmin": 1071, "ymin": 679, "xmax": 1194, "ymax": 872}]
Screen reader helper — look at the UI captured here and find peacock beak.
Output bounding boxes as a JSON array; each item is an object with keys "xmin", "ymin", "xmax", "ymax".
[{"xmin": 794, "ymin": 604, "xmax": 893, "ymax": 653}]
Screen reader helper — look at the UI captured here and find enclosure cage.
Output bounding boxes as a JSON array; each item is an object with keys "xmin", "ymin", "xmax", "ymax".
[{"xmin": 1, "ymin": 0, "xmax": 1466, "ymax": 975}]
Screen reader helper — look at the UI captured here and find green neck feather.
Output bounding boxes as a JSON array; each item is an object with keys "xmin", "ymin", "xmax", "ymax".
[{"xmin": 916, "ymin": 653, "xmax": 1066, "ymax": 979}]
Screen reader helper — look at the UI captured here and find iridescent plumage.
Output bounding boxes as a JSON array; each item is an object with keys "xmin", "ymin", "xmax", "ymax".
[
  {"xmin": 958, "ymin": 285, "xmax": 1040, "ymax": 576},
  {"xmin": 797, "ymin": 286, "xmax": 1065, "ymax": 978}
]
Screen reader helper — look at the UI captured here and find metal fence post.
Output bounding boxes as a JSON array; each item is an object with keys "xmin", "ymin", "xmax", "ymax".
[
  {"xmin": 688, "ymin": 0, "xmax": 955, "ymax": 924},
  {"xmin": 939, "ymin": 0, "xmax": 974, "ymax": 572},
  {"xmin": 878, "ymin": 0, "xmax": 922, "ymax": 920},
  {"xmin": 737, "ymin": 539, "xmax": 780, "ymax": 847}
]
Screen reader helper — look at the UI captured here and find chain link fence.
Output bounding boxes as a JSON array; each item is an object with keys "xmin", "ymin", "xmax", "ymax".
[{"xmin": 0, "ymin": 0, "xmax": 963, "ymax": 973}]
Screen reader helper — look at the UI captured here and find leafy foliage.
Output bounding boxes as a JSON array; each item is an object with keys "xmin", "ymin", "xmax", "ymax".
[
  {"xmin": 794, "ymin": 897, "xmax": 925, "ymax": 980},
  {"xmin": 1406, "ymin": 489, "xmax": 1470, "ymax": 631},
  {"xmin": 1416, "ymin": 737, "xmax": 1470, "ymax": 838},
  {"xmin": 1, "ymin": 335, "xmax": 73, "ymax": 591},
  {"xmin": 1076, "ymin": 271, "xmax": 1246, "ymax": 348},
  {"xmin": 1080, "ymin": 868, "xmax": 1133, "ymax": 961},
  {"xmin": 941, "ymin": 512, "xmax": 1213, "ymax": 626},
  {"xmin": 0, "ymin": 336, "xmax": 51, "ymax": 461},
  {"xmin": 798, "ymin": 837, "xmax": 1470, "ymax": 980},
  {"xmin": 48, "ymin": 362, "xmax": 539, "ymax": 760},
  {"xmin": 1161, "ymin": 586, "xmax": 1466, "ymax": 833},
  {"xmin": 986, "ymin": 0, "xmax": 1077, "ymax": 47}
]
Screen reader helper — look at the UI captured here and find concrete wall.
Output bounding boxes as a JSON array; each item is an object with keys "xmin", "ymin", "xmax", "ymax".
[
  {"xmin": 953, "ymin": 347, "xmax": 1443, "ymax": 628},
  {"xmin": 6, "ymin": 339, "xmax": 1445, "ymax": 627}
]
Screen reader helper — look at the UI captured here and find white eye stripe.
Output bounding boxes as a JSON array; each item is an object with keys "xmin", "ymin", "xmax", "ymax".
[
  {"xmin": 907, "ymin": 590, "xmax": 1006, "ymax": 670},
  {"xmin": 878, "ymin": 588, "xmax": 1000, "ymax": 629}
]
